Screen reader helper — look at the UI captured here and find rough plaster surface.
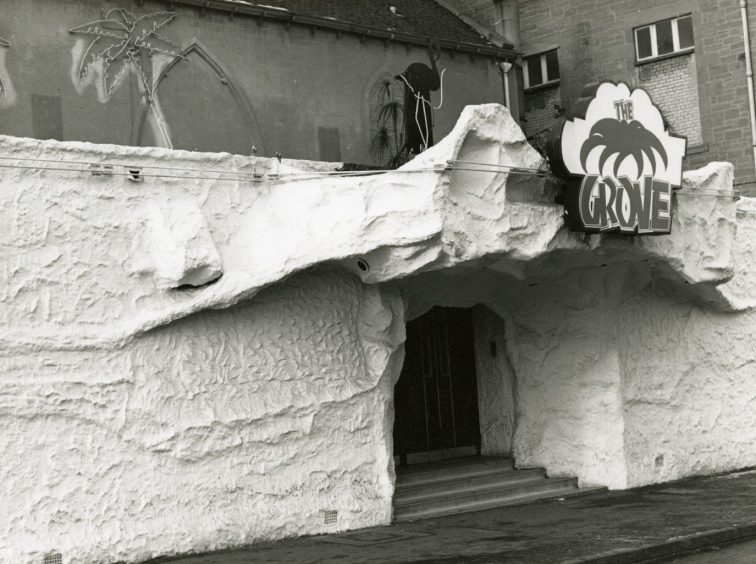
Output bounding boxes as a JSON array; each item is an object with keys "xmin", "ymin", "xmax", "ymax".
[
  {"xmin": 400, "ymin": 258, "xmax": 756, "ymax": 491},
  {"xmin": 1, "ymin": 104, "xmax": 755, "ymax": 562},
  {"xmin": 1, "ymin": 269, "xmax": 405, "ymax": 563},
  {"xmin": 473, "ymin": 305, "xmax": 516, "ymax": 456},
  {"xmin": 399, "ymin": 268, "xmax": 631, "ymax": 488},
  {"xmin": 618, "ymin": 282, "xmax": 756, "ymax": 487}
]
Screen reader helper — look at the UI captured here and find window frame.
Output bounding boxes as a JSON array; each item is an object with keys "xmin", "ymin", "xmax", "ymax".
[
  {"xmin": 634, "ymin": 14, "xmax": 694, "ymax": 64},
  {"xmin": 523, "ymin": 49, "xmax": 560, "ymax": 90}
]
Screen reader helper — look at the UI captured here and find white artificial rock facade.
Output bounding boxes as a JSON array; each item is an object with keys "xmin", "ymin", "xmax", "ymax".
[
  {"xmin": 2, "ymin": 270, "xmax": 404, "ymax": 563},
  {"xmin": 1, "ymin": 104, "xmax": 756, "ymax": 563}
]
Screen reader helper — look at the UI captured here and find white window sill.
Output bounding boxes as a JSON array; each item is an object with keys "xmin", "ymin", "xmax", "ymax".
[{"xmin": 635, "ymin": 47, "xmax": 694, "ymax": 66}]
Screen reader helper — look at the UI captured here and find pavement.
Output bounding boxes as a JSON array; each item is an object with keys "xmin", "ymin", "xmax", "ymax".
[
  {"xmin": 665, "ymin": 538, "xmax": 756, "ymax": 563},
  {"xmin": 146, "ymin": 468, "xmax": 756, "ymax": 564}
]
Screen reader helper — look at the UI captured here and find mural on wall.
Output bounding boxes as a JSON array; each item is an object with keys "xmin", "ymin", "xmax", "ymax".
[
  {"xmin": 396, "ymin": 45, "xmax": 443, "ymax": 154},
  {"xmin": 0, "ymin": 35, "xmax": 16, "ymax": 107},
  {"xmin": 70, "ymin": 9, "xmax": 182, "ymax": 148}
]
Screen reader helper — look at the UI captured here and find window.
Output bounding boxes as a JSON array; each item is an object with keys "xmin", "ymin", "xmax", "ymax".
[
  {"xmin": 634, "ymin": 15, "xmax": 694, "ymax": 63},
  {"xmin": 523, "ymin": 50, "xmax": 559, "ymax": 89}
]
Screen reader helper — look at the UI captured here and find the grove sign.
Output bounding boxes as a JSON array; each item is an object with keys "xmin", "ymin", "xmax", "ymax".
[{"xmin": 548, "ymin": 82, "xmax": 687, "ymax": 234}]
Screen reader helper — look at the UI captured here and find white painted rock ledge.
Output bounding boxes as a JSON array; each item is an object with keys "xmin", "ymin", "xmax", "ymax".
[{"xmin": 1, "ymin": 105, "xmax": 755, "ymax": 564}]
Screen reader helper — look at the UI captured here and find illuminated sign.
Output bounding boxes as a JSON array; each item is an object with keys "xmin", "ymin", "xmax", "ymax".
[{"xmin": 547, "ymin": 81, "xmax": 687, "ymax": 234}]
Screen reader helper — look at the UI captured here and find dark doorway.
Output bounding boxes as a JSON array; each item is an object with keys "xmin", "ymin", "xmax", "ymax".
[{"xmin": 394, "ymin": 307, "xmax": 481, "ymax": 465}]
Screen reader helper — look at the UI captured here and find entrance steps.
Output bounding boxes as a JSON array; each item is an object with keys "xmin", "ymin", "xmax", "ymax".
[{"xmin": 393, "ymin": 456, "xmax": 605, "ymax": 522}]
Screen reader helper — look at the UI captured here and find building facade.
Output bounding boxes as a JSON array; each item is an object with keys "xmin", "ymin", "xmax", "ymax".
[
  {"xmin": 0, "ymin": 0, "xmax": 514, "ymax": 165},
  {"xmin": 1, "ymin": 102, "xmax": 755, "ymax": 564},
  {"xmin": 4, "ymin": 3, "xmax": 756, "ymax": 564},
  {"xmin": 444, "ymin": 0, "xmax": 756, "ymax": 196}
]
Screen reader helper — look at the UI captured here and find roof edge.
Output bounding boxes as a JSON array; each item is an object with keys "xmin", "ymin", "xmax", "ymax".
[
  {"xmin": 160, "ymin": 0, "xmax": 516, "ymax": 59},
  {"xmin": 432, "ymin": 0, "xmax": 514, "ymax": 51}
]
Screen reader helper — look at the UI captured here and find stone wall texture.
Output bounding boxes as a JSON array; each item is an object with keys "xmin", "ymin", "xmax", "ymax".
[{"xmin": 1, "ymin": 104, "xmax": 756, "ymax": 562}]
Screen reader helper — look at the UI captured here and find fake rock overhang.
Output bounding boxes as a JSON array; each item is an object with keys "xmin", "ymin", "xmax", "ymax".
[{"xmin": 0, "ymin": 104, "xmax": 751, "ymax": 351}]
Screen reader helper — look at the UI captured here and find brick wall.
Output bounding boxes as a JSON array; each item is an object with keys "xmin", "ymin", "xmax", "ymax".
[
  {"xmin": 638, "ymin": 55, "xmax": 703, "ymax": 145},
  {"xmin": 523, "ymin": 86, "xmax": 560, "ymax": 138},
  {"xmin": 516, "ymin": 0, "xmax": 756, "ymax": 195}
]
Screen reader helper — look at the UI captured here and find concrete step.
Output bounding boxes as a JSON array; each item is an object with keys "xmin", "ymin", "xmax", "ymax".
[
  {"xmin": 395, "ymin": 467, "xmax": 547, "ymax": 503},
  {"xmin": 395, "ymin": 475, "xmax": 578, "ymax": 512},
  {"xmin": 392, "ymin": 456, "xmax": 605, "ymax": 523},
  {"xmin": 395, "ymin": 457, "xmax": 514, "ymax": 487},
  {"xmin": 394, "ymin": 483, "xmax": 603, "ymax": 522}
]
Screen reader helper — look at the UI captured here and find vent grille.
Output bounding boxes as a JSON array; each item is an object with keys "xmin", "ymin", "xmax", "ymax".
[
  {"xmin": 44, "ymin": 553, "xmax": 62, "ymax": 564},
  {"xmin": 89, "ymin": 164, "xmax": 114, "ymax": 176},
  {"xmin": 126, "ymin": 167, "xmax": 143, "ymax": 182},
  {"xmin": 323, "ymin": 510, "xmax": 338, "ymax": 525}
]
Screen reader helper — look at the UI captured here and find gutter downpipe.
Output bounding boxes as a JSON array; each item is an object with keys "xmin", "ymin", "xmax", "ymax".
[
  {"xmin": 740, "ymin": 0, "xmax": 756, "ymax": 174},
  {"xmin": 499, "ymin": 62, "xmax": 512, "ymax": 110}
]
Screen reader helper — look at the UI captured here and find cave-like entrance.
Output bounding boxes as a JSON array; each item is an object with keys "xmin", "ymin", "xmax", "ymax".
[{"xmin": 393, "ymin": 306, "xmax": 481, "ymax": 465}]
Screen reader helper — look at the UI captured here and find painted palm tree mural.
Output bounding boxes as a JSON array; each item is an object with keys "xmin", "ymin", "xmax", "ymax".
[
  {"xmin": 70, "ymin": 9, "xmax": 181, "ymax": 148},
  {"xmin": 579, "ymin": 118, "xmax": 668, "ymax": 179}
]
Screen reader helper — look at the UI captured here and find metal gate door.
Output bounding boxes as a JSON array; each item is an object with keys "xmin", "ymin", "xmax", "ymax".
[{"xmin": 393, "ymin": 307, "xmax": 481, "ymax": 464}]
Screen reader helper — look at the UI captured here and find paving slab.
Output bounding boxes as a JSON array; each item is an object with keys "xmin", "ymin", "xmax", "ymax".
[{"xmin": 144, "ymin": 468, "xmax": 756, "ymax": 564}]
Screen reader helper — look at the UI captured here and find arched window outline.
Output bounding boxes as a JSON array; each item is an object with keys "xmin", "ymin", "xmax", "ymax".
[{"xmin": 133, "ymin": 40, "xmax": 265, "ymax": 155}]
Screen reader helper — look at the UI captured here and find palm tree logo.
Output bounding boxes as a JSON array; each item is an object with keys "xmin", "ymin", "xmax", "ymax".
[
  {"xmin": 579, "ymin": 118, "xmax": 668, "ymax": 178},
  {"xmin": 70, "ymin": 9, "xmax": 182, "ymax": 148}
]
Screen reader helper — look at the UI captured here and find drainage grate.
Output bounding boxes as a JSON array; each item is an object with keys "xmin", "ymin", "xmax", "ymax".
[
  {"xmin": 323, "ymin": 510, "xmax": 338, "ymax": 525},
  {"xmin": 43, "ymin": 553, "xmax": 62, "ymax": 564}
]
